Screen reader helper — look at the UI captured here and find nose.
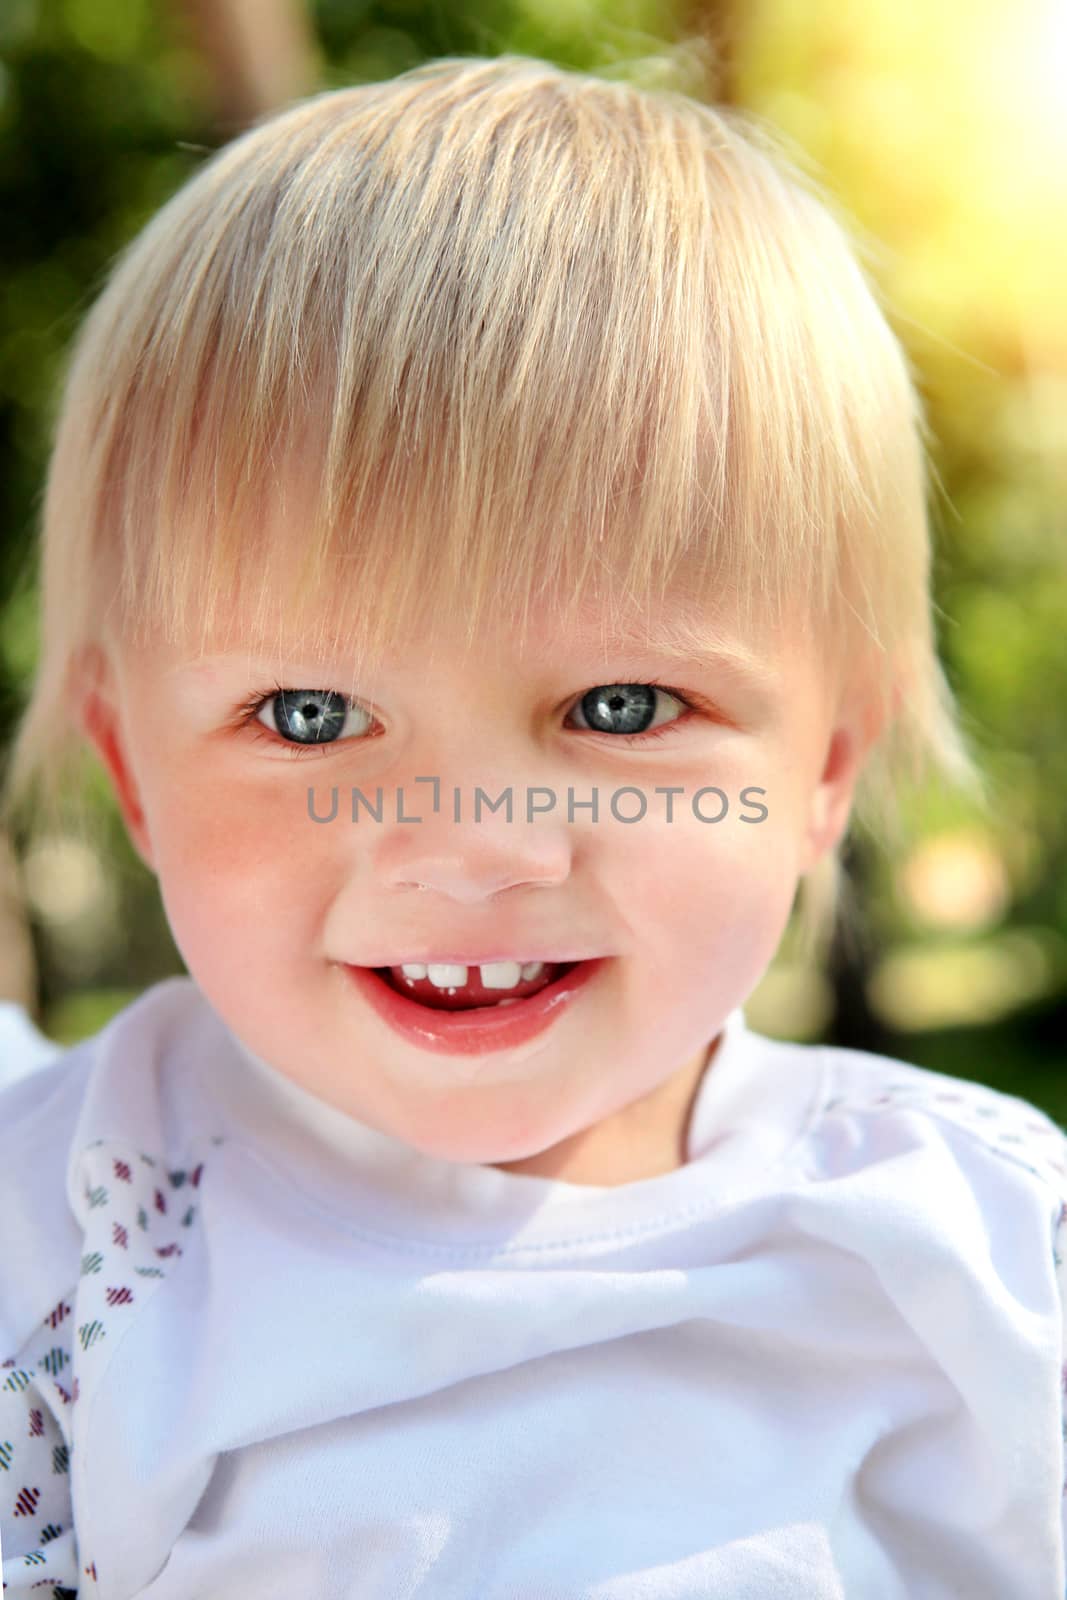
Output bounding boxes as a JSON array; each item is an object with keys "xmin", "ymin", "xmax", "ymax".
[
  {"xmin": 373, "ymin": 774, "xmax": 574, "ymax": 902},
  {"xmin": 381, "ymin": 838, "xmax": 571, "ymax": 904},
  {"xmin": 362, "ymin": 710, "xmax": 578, "ymax": 904}
]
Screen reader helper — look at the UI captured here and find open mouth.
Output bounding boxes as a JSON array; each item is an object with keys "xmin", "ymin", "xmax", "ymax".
[
  {"xmin": 372, "ymin": 960, "xmax": 578, "ymax": 1011},
  {"xmin": 341, "ymin": 957, "xmax": 606, "ymax": 1056}
]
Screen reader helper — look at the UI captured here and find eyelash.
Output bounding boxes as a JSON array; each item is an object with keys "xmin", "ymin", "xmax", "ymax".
[{"xmin": 233, "ymin": 677, "xmax": 706, "ymax": 760}]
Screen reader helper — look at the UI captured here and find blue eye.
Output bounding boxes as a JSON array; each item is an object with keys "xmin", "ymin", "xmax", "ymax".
[
  {"xmin": 569, "ymin": 684, "xmax": 687, "ymax": 739},
  {"xmin": 237, "ymin": 678, "xmax": 697, "ymax": 759},
  {"xmin": 244, "ymin": 686, "xmax": 375, "ymax": 751}
]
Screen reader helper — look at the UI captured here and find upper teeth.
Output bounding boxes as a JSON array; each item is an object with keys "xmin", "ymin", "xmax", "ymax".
[{"xmin": 400, "ymin": 961, "xmax": 545, "ymax": 989}]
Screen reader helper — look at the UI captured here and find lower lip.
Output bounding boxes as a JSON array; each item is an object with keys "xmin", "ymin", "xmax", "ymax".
[{"xmin": 341, "ymin": 959, "xmax": 607, "ymax": 1056}]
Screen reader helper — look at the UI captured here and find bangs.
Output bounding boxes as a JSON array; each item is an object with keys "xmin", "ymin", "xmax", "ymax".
[
  {"xmin": 6, "ymin": 51, "xmax": 976, "ymax": 897},
  {"xmin": 60, "ymin": 54, "xmax": 921, "ymax": 678}
]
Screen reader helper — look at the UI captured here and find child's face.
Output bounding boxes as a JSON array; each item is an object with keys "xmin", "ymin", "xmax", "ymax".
[{"xmin": 78, "ymin": 582, "xmax": 869, "ymax": 1187}]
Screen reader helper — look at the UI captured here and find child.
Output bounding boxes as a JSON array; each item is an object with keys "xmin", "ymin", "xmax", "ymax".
[{"xmin": 1, "ymin": 52, "xmax": 1064, "ymax": 1600}]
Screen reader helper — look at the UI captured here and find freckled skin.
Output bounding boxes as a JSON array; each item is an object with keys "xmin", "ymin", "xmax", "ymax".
[{"xmin": 77, "ymin": 589, "xmax": 878, "ymax": 1187}]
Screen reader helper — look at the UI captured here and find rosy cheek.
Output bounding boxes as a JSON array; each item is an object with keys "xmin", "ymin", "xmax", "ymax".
[
  {"xmin": 150, "ymin": 785, "xmax": 313, "ymax": 949},
  {"xmin": 649, "ymin": 816, "xmax": 796, "ymax": 970}
]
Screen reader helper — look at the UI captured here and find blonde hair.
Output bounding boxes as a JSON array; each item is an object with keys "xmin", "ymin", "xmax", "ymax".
[{"xmin": 0, "ymin": 51, "xmax": 979, "ymax": 948}]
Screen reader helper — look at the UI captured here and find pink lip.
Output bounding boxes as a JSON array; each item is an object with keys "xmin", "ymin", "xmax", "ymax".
[{"xmin": 340, "ymin": 958, "xmax": 607, "ymax": 1056}]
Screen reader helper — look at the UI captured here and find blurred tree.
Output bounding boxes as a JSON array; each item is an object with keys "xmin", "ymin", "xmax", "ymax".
[
  {"xmin": 172, "ymin": 0, "xmax": 318, "ymax": 130},
  {"xmin": 0, "ymin": 828, "xmax": 35, "ymax": 1008}
]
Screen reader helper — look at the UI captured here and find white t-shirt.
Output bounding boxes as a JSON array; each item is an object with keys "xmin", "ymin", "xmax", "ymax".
[
  {"xmin": 0, "ymin": 999, "xmax": 62, "ymax": 1087},
  {"xmin": 2, "ymin": 974, "xmax": 1066, "ymax": 1599}
]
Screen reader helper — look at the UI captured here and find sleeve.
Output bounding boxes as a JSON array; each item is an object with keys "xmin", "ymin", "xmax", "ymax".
[
  {"xmin": 1, "ymin": 1295, "xmax": 80, "ymax": 1597},
  {"xmin": 0, "ymin": 1001, "xmax": 62, "ymax": 1093},
  {"xmin": 0, "ymin": 1021, "xmax": 81, "ymax": 1595},
  {"xmin": 1053, "ymin": 1196, "xmax": 1067, "ymax": 1575}
]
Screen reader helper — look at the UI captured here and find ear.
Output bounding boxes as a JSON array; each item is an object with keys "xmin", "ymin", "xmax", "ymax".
[
  {"xmin": 797, "ymin": 687, "xmax": 888, "ymax": 876},
  {"xmin": 72, "ymin": 644, "xmax": 156, "ymax": 873}
]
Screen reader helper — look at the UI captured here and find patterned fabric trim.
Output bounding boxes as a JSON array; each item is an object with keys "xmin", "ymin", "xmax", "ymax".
[
  {"xmin": 0, "ymin": 1295, "xmax": 79, "ymax": 1597},
  {"xmin": 1, "ymin": 1142, "xmax": 208, "ymax": 1598}
]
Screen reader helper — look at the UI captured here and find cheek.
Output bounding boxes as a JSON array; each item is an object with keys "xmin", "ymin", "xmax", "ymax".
[
  {"xmin": 146, "ymin": 779, "xmax": 331, "ymax": 978},
  {"xmin": 616, "ymin": 807, "xmax": 801, "ymax": 993}
]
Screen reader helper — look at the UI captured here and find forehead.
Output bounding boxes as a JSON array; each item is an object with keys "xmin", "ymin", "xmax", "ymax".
[{"xmin": 143, "ymin": 580, "xmax": 782, "ymax": 679}]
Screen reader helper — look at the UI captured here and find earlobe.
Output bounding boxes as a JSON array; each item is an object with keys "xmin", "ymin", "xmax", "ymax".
[
  {"xmin": 73, "ymin": 646, "xmax": 156, "ymax": 873},
  {"xmin": 800, "ymin": 688, "xmax": 887, "ymax": 876},
  {"xmin": 800, "ymin": 727, "xmax": 860, "ymax": 874}
]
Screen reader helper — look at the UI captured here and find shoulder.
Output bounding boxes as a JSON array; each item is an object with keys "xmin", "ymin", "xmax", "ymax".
[
  {"xmin": 0, "ymin": 1022, "xmax": 92, "ymax": 1591},
  {"xmin": 0, "ymin": 1031, "xmax": 96, "ymax": 1356},
  {"xmin": 757, "ymin": 1031, "xmax": 1067, "ymax": 1376},
  {"xmin": 807, "ymin": 1037, "xmax": 1067, "ymax": 1196},
  {"xmin": 1, "ymin": 980, "xmax": 222, "ymax": 1588},
  {"xmin": 0, "ymin": 976, "xmax": 215, "ymax": 1353},
  {"xmin": 0, "ymin": 999, "xmax": 63, "ymax": 1090}
]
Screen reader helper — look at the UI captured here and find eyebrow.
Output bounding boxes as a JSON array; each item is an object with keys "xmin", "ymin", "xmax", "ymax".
[
  {"xmin": 562, "ymin": 627, "xmax": 779, "ymax": 690},
  {"xmin": 172, "ymin": 636, "xmax": 778, "ymax": 692},
  {"xmin": 591, "ymin": 636, "xmax": 772, "ymax": 678}
]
